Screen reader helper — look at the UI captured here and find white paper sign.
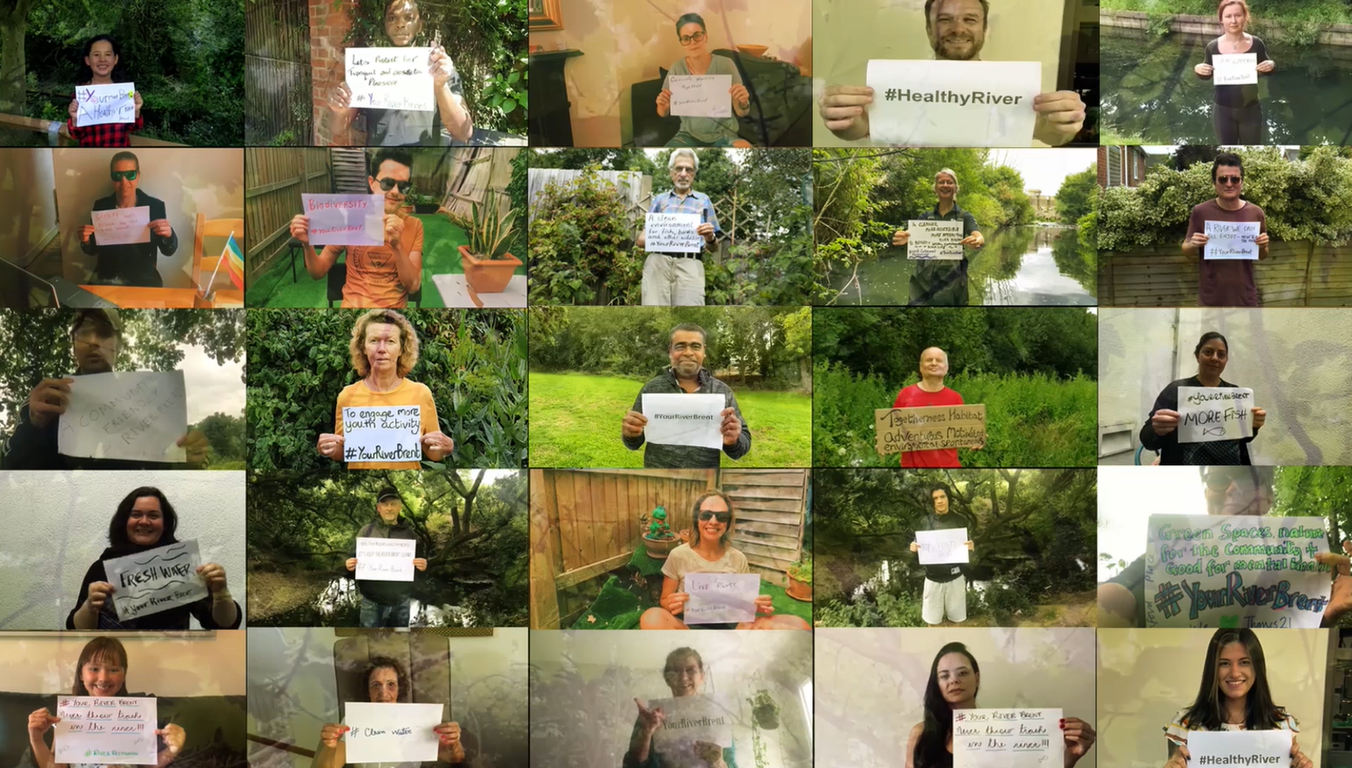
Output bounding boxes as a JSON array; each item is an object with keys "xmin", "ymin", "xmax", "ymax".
[
  {"xmin": 917, "ymin": 528, "xmax": 970, "ymax": 565},
  {"xmin": 1213, "ymin": 53, "xmax": 1259, "ymax": 86},
  {"xmin": 302, "ymin": 194, "xmax": 384, "ymax": 247},
  {"xmin": 355, "ymin": 537, "xmax": 417, "ymax": 582},
  {"xmin": 55, "ymin": 696, "xmax": 157, "ymax": 765},
  {"xmin": 648, "ymin": 694, "xmax": 735, "ymax": 768},
  {"xmin": 58, "ymin": 371, "xmax": 188, "ymax": 463},
  {"xmin": 342, "ymin": 406, "xmax": 422, "ymax": 464},
  {"xmin": 103, "ymin": 540, "xmax": 208, "ymax": 620},
  {"xmin": 953, "ymin": 708, "xmax": 1064, "ymax": 768},
  {"xmin": 1204, "ymin": 220, "xmax": 1260, "ymax": 260},
  {"xmin": 1178, "ymin": 387, "xmax": 1254, "ymax": 443},
  {"xmin": 865, "ymin": 60, "xmax": 1042, "ymax": 147},
  {"xmin": 907, "ymin": 219, "xmax": 964, "ymax": 260},
  {"xmin": 669, "ymin": 74, "xmax": 732, "ymax": 118},
  {"xmin": 645, "ymin": 212, "xmax": 704, "ymax": 254},
  {"xmin": 344, "ymin": 702, "xmax": 442, "ymax": 763},
  {"xmin": 642, "ymin": 393, "xmax": 725, "ymax": 450},
  {"xmin": 1145, "ymin": 514, "xmax": 1331, "ymax": 629},
  {"xmin": 685, "ymin": 572, "xmax": 759, "ymax": 624},
  {"xmin": 1188, "ymin": 731, "xmax": 1292, "ymax": 768},
  {"xmin": 92, "ymin": 206, "xmax": 151, "ymax": 246},
  {"xmin": 74, "ymin": 82, "xmax": 136, "ymax": 127},
  {"xmin": 346, "ymin": 47, "xmax": 434, "ymax": 111}
]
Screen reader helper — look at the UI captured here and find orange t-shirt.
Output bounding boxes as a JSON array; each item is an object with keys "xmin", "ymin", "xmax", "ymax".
[
  {"xmin": 340, "ymin": 215, "xmax": 424, "ymax": 308},
  {"xmin": 334, "ymin": 378, "xmax": 439, "ymax": 470}
]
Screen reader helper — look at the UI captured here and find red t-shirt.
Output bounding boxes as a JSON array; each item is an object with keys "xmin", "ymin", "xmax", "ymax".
[{"xmin": 892, "ymin": 384, "xmax": 964, "ymax": 468}]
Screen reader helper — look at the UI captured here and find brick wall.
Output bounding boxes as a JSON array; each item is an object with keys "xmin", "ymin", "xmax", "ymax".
[
  {"xmin": 309, "ymin": 0, "xmax": 357, "ymax": 144},
  {"xmin": 1097, "ymin": 146, "xmax": 1108, "ymax": 188}
]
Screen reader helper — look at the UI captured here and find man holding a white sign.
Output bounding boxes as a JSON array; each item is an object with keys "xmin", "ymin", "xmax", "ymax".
[
  {"xmin": 654, "ymin": 13, "xmax": 752, "ymax": 148},
  {"xmin": 79, "ymin": 152, "xmax": 178, "ymax": 286},
  {"xmin": 345, "ymin": 487, "xmax": 427, "ymax": 628},
  {"xmin": 1182, "ymin": 152, "xmax": 1270, "ymax": 307},
  {"xmin": 1193, "ymin": 1, "xmax": 1274, "ymax": 144},
  {"xmin": 634, "ymin": 149, "xmax": 723, "ymax": 306},
  {"xmin": 908, "ymin": 485, "xmax": 975, "ymax": 625},
  {"xmin": 890, "ymin": 169, "xmax": 984, "ymax": 305}
]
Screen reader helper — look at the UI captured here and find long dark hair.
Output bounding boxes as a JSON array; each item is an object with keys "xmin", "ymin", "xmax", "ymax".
[
  {"xmin": 1182, "ymin": 629, "xmax": 1288, "ymax": 731},
  {"xmin": 915, "ymin": 643, "xmax": 980, "ymax": 768},
  {"xmin": 76, "ymin": 35, "xmax": 131, "ymax": 85},
  {"xmin": 72, "ymin": 637, "xmax": 130, "ymax": 696},
  {"xmin": 108, "ymin": 486, "xmax": 179, "ymax": 551}
]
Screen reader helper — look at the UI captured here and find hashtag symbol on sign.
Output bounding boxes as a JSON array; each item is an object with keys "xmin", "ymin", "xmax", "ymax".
[
  {"xmin": 1153, "ymin": 580, "xmax": 1184, "ymax": 618},
  {"xmin": 885, "ymin": 89, "xmax": 900, "ymax": 101}
]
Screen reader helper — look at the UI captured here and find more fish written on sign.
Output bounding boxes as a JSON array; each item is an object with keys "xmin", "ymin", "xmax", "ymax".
[{"xmin": 1177, "ymin": 386, "xmax": 1254, "ymax": 443}]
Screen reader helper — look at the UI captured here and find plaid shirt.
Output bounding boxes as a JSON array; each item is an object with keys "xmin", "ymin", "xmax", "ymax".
[
  {"xmin": 67, "ymin": 112, "xmax": 144, "ymax": 147},
  {"xmin": 646, "ymin": 189, "xmax": 721, "ymax": 254}
]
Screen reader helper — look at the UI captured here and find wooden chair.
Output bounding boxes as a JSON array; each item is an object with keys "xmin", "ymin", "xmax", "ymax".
[{"xmin": 192, "ymin": 213, "xmax": 245, "ymax": 302}]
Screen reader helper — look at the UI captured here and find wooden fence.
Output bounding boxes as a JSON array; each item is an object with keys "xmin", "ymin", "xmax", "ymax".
[
  {"xmin": 244, "ymin": 0, "xmax": 313, "ymax": 145},
  {"xmin": 1099, "ymin": 241, "xmax": 1352, "ymax": 306},
  {"xmin": 243, "ymin": 148, "xmax": 333, "ymax": 286},
  {"xmin": 527, "ymin": 169, "xmax": 650, "ymax": 221}
]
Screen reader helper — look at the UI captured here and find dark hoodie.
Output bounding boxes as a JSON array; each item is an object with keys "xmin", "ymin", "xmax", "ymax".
[
  {"xmin": 350, "ymin": 517, "xmax": 424, "ymax": 606},
  {"xmin": 66, "ymin": 540, "xmax": 242, "ymax": 630}
]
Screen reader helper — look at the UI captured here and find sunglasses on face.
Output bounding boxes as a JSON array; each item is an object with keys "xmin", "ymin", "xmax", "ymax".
[
  {"xmin": 1204, "ymin": 466, "xmax": 1258, "ymax": 490},
  {"xmin": 1216, "ymin": 176, "xmax": 1242, "ymax": 185},
  {"xmin": 376, "ymin": 177, "xmax": 412, "ymax": 193},
  {"xmin": 110, "ymin": 170, "xmax": 138, "ymax": 182},
  {"xmin": 698, "ymin": 511, "xmax": 731, "ymax": 524}
]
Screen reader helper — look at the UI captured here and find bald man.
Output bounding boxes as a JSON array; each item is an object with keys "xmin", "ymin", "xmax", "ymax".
[{"xmin": 892, "ymin": 346, "xmax": 979, "ymax": 468}]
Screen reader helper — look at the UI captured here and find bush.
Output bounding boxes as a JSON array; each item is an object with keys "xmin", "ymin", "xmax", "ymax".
[
  {"xmin": 815, "ymin": 589, "xmax": 925, "ymax": 628},
  {"xmin": 529, "ymin": 170, "xmax": 643, "ymax": 305}
]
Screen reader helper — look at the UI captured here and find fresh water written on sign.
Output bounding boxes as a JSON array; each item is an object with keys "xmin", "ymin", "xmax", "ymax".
[
  {"xmin": 642, "ymin": 393, "xmax": 725, "ymax": 450},
  {"xmin": 58, "ymin": 371, "xmax": 188, "ymax": 464},
  {"xmin": 874, "ymin": 405, "xmax": 986, "ymax": 454},
  {"xmin": 344, "ymin": 702, "xmax": 442, "ymax": 763},
  {"xmin": 1187, "ymin": 731, "xmax": 1292, "ymax": 768},
  {"xmin": 644, "ymin": 212, "xmax": 704, "ymax": 253},
  {"xmin": 346, "ymin": 47, "xmax": 435, "ymax": 111},
  {"xmin": 1212, "ymin": 53, "xmax": 1259, "ymax": 86},
  {"xmin": 74, "ymin": 82, "xmax": 136, "ymax": 127},
  {"xmin": 917, "ymin": 527, "xmax": 970, "ymax": 565},
  {"xmin": 866, "ymin": 59, "xmax": 1041, "ymax": 147},
  {"xmin": 906, "ymin": 219, "xmax": 964, "ymax": 260},
  {"xmin": 953, "ymin": 708, "xmax": 1064, "ymax": 768},
  {"xmin": 1144, "ymin": 514, "xmax": 1330, "ymax": 629},
  {"xmin": 103, "ymin": 540, "xmax": 208, "ymax": 621},
  {"xmin": 55, "ymin": 696, "xmax": 157, "ymax": 765},
  {"xmin": 1204, "ymin": 220, "xmax": 1260, "ymax": 260},
  {"xmin": 668, "ymin": 74, "xmax": 732, "ymax": 118},
  {"xmin": 684, "ymin": 573, "xmax": 759, "ymax": 624},
  {"xmin": 92, "ymin": 206, "xmax": 151, "ymax": 246},
  {"xmin": 355, "ymin": 537, "xmax": 417, "ymax": 582},
  {"xmin": 342, "ymin": 406, "xmax": 422, "ymax": 464},
  {"xmin": 648, "ymin": 694, "xmax": 735, "ymax": 768},
  {"xmin": 301, "ymin": 194, "xmax": 385, "ymax": 247},
  {"xmin": 1177, "ymin": 387, "xmax": 1253, "ymax": 443}
]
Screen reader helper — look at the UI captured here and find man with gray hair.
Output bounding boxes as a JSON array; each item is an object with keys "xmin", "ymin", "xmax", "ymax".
[
  {"xmin": 890, "ymin": 168, "xmax": 984, "ymax": 306},
  {"xmin": 634, "ymin": 149, "xmax": 723, "ymax": 306}
]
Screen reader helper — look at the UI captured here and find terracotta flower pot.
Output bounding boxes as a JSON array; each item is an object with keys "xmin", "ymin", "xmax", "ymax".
[
  {"xmin": 459, "ymin": 245, "xmax": 522, "ymax": 294},
  {"xmin": 642, "ymin": 535, "xmax": 681, "ymax": 560},
  {"xmin": 786, "ymin": 575, "xmax": 812, "ymax": 602}
]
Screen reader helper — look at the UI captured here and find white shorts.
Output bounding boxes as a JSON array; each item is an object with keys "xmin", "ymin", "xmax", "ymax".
[{"xmin": 922, "ymin": 575, "xmax": 967, "ymax": 625}]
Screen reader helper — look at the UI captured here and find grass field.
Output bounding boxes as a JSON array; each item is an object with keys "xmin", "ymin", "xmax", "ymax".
[{"xmin": 529, "ymin": 372, "xmax": 812, "ymax": 467}]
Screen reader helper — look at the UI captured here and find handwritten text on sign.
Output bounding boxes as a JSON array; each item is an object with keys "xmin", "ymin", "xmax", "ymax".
[
  {"xmin": 344, "ymin": 702, "xmax": 442, "ymax": 763},
  {"xmin": 1213, "ymin": 53, "xmax": 1259, "ymax": 86},
  {"xmin": 1204, "ymin": 220, "xmax": 1260, "ymax": 260},
  {"xmin": 355, "ymin": 537, "xmax": 417, "ymax": 582},
  {"xmin": 649, "ymin": 694, "xmax": 734, "ymax": 768},
  {"xmin": 917, "ymin": 527, "xmax": 970, "ymax": 565},
  {"xmin": 685, "ymin": 572, "xmax": 759, "ymax": 624},
  {"xmin": 866, "ymin": 60, "xmax": 1041, "ymax": 147},
  {"xmin": 1178, "ymin": 387, "xmax": 1254, "ymax": 443},
  {"xmin": 104, "ymin": 540, "xmax": 208, "ymax": 620},
  {"xmin": 75, "ymin": 82, "xmax": 136, "ymax": 127},
  {"xmin": 342, "ymin": 406, "xmax": 422, "ymax": 464},
  {"xmin": 642, "ymin": 393, "xmax": 724, "ymax": 450},
  {"xmin": 58, "ymin": 371, "xmax": 188, "ymax": 463},
  {"xmin": 953, "ymin": 708, "xmax": 1064, "ymax": 768},
  {"xmin": 645, "ymin": 212, "xmax": 704, "ymax": 253},
  {"xmin": 92, "ymin": 206, "xmax": 151, "ymax": 246},
  {"xmin": 55, "ymin": 696, "xmax": 157, "ymax": 765},
  {"xmin": 1144, "ymin": 514, "xmax": 1330, "ymax": 629},
  {"xmin": 907, "ymin": 219, "xmax": 964, "ymax": 260},
  {"xmin": 1188, "ymin": 730, "xmax": 1291, "ymax": 768},
  {"xmin": 346, "ymin": 47, "xmax": 434, "ymax": 111},
  {"xmin": 302, "ymin": 194, "xmax": 384, "ymax": 247},
  {"xmin": 668, "ymin": 74, "xmax": 732, "ymax": 118},
  {"xmin": 874, "ymin": 405, "xmax": 986, "ymax": 454}
]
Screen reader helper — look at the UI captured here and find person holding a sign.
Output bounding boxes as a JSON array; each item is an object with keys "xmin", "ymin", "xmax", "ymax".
[
  {"xmin": 634, "ymin": 150, "xmax": 723, "ymax": 306},
  {"xmin": 289, "ymin": 149, "xmax": 425, "ymax": 308},
  {"xmin": 78, "ymin": 152, "xmax": 178, "ymax": 286},
  {"xmin": 621, "ymin": 323, "xmax": 750, "ymax": 468},
  {"xmin": 315, "ymin": 310, "xmax": 452, "ymax": 470},
  {"xmin": 1139, "ymin": 332, "xmax": 1266, "ymax": 465},
  {"xmin": 344, "ymin": 487, "xmax": 427, "ymax": 627},
  {"xmin": 654, "ymin": 13, "xmax": 752, "ymax": 148},
  {"xmin": 63, "ymin": 35, "xmax": 144, "ymax": 147},
  {"xmin": 1193, "ymin": 0, "xmax": 1274, "ymax": 145},
  {"xmin": 1161, "ymin": 629, "xmax": 1311, "ymax": 768},
  {"xmin": 890, "ymin": 347, "xmax": 980, "ymax": 467},
  {"xmin": 907, "ymin": 485, "xmax": 975, "ymax": 626},
  {"xmin": 1182, "ymin": 152, "xmax": 1269, "ymax": 307},
  {"xmin": 627, "ymin": 647, "xmax": 737, "ymax": 768},
  {"xmin": 891, "ymin": 169, "xmax": 984, "ymax": 306}
]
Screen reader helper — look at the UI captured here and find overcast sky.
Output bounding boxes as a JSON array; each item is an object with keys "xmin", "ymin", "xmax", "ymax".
[
  {"xmin": 180, "ymin": 343, "xmax": 245, "ymax": 423},
  {"xmin": 1098, "ymin": 466, "xmax": 1209, "ymax": 581},
  {"xmin": 989, "ymin": 148, "xmax": 1096, "ymax": 197}
]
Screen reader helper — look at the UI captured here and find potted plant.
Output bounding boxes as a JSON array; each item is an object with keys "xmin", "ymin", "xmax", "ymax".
[
  {"xmin": 410, "ymin": 193, "xmax": 440, "ymax": 214},
  {"xmin": 457, "ymin": 199, "xmax": 522, "ymax": 294},
  {"xmin": 785, "ymin": 554, "xmax": 812, "ymax": 601},
  {"xmin": 748, "ymin": 690, "xmax": 780, "ymax": 730},
  {"xmin": 639, "ymin": 506, "xmax": 680, "ymax": 559}
]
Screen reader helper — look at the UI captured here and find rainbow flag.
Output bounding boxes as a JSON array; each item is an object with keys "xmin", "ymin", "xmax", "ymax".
[{"xmin": 222, "ymin": 232, "xmax": 243, "ymax": 291}]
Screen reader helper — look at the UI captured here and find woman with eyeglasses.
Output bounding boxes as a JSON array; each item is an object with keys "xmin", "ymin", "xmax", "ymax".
[
  {"xmin": 1193, "ymin": 0, "xmax": 1274, "ymax": 144},
  {"xmin": 639, "ymin": 491, "xmax": 809, "ymax": 630},
  {"xmin": 64, "ymin": 35, "xmax": 144, "ymax": 147},
  {"xmin": 655, "ymin": 13, "xmax": 753, "ymax": 148},
  {"xmin": 627, "ymin": 647, "xmax": 737, "ymax": 768},
  {"xmin": 1162, "ymin": 629, "xmax": 1310, "ymax": 768},
  {"xmin": 1139, "ymin": 332, "xmax": 1266, "ymax": 466},
  {"xmin": 906, "ymin": 642, "xmax": 1095, "ymax": 768}
]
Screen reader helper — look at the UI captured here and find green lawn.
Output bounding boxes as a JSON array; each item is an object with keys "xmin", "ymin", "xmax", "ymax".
[{"xmin": 529, "ymin": 372, "xmax": 811, "ymax": 467}]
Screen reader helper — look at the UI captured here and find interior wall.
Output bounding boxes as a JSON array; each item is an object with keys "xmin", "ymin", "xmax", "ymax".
[
  {"xmin": 0, "ymin": 630, "xmax": 245, "ymax": 696},
  {"xmin": 0, "ymin": 148, "xmax": 59, "ymax": 266}
]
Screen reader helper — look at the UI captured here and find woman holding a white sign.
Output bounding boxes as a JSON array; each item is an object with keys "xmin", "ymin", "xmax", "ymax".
[
  {"xmin": 64, "ymin": 35, "xmax": 144, "ymax": 147},
  {"xmin": 1161, "ymin": 629, "xmax": 1311, "ymax": 768},
  {"xmin": 1192, "ymin": 0, "xmax": 1274, "ymax": 144},
  {"xmin": 627, "ymin": 647, "xmax": 736, "ymax": 768},
  {"xmin": 655, "ymin": 13, "xmax": 753, "ymax": 148},
  {"xmin": 889, "ymin": 169, "xmax": 984, "ymax": 306}
]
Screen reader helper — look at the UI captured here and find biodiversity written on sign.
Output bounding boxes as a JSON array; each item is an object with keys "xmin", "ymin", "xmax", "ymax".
[
  {"xmin": 301, "ymin": 194, "xmax": 385, "ymax": 247},
  {"xmin": 684, "ymin": 572, "xmax": 759, "ymax": 624},
  {"xmin": 668, "ymin": 74, "xmax": 732, "ymax": 118},
  {"xmin": 648, "ymin": 694, "xmax": 735, "ymax": 768},
  {"xmin": 1212, "ymin": 53, "xmax": 1259, "ymax": 86},
  {"xmin": 917, "ymin": 528, "xmax": 970, "ymax": 565},
  {"xmin": 103, "ymin": 540, "xmax": 208, "ymax": 621},
  {"xmin": 342, "ymin": 406, "xmax": 422, "ymax": 464},
  {"xmin": 346, "ymin": 47, "xmax": 434, "ymax": 111},
  {"xmin": 1178, "ymin": 386, "xmax": 1254, "ymax": 444},
  {"xmin": 55, "ymin": 696, "xmax": 157, "ymax": 765},
  {"xmin": 1144, "ymin": 514, "xmax": 1331, "ymax": 629},
  {"xmin": 1188, "ymin": 731, "xmax": 1292, "ymax": 768},
  {"xmin": 344, "ymin": 702, "xmax": 442, "ymax": 763},
  {"xmin": 92, "ymin": 206, "xmax": 151, "ymax": 246},
  {"xmin": 865, "ymin": 59, "xmax": 1041, "ymax": 147},
  {"xmin": 355, "ymin": 537, "xmax": 417, "ymax": 582},
  {"xmin": 874, "ymin": 404, "xmax": 986, "ymax": 454},
  {"xmin": 644, "ymin": 212, "xmax": 704, "ymax": 253},
  {"xmin": 907, "ymin": 219, "xmax": 964, "ymax": 260},
  {"xmin": 642, "ymin": 393, "xmax": 725, "ymax": 450},
  {"xmin": 953, "ymin": 708, "xmax": 1064, "ymax": 768},
  {"xmin": 58, "ymin": 371, "xmax": 188, "ymax": 464},
  {"xmin": 1204, "ymin": 220, "xmax": 1261, "ymax": 260},
  {"xmin": 74, "ymin": 82, "xmax": 136, "ymax": 127}
]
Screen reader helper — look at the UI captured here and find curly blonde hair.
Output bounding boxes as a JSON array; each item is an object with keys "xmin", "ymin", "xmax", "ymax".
[{"xmin": 349, "ymin": 310, "xmax": 420, "ymax": 378}]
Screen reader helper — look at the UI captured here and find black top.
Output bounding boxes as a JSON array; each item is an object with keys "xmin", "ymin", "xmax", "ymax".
[
  {"xmin": 81, "ymin": 188, "xmax": 178, "ymax": 286},
  {"xmin": 919, "ymin": 510, "xmax": 968, "ymax": 584},
  {"xmin": 1138, "ymin": 375, "xmax": 1260, "ymax": 465},
  {"xmin": 1204, "ymin": 36, "xmax": 1269, "ymax": 108},
  {"xmin": 350, "ymin": 518, "xmax": 424, "ymax": 606},
  {"xmin": 1107, "ymin": 554, "xmax": 1148, "ymax": 628},
  {"xmin": 67, "ymin": 546, "xmax": 242, "ymax": 630}
]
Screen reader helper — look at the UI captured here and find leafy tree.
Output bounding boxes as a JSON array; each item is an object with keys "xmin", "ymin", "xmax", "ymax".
[
  {"xmin": 191, "ymin": 412, "xmax": 245, "ymax": 464},
  {"xmin": 1055, "ymin": 165, "xmax": 1098, "ymax": 224},
  {"xmin": 1172, "ymin": 145, "xmax": 1221, "ymax": 171},
  {"xmin": 527, "ymin": 148, "xmax": 656, "ymax": 174}
]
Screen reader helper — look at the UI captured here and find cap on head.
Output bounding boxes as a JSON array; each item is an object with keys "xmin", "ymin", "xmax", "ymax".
[
  {"xmin": 377, "ymin": 486, "xmax": 400, "ymax": 503},
  {"xmin": 70, "ymin": 309, "xmax": 122, "ymax": 337}
]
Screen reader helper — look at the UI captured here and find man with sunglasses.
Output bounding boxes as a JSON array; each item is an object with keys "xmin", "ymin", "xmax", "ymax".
[
  {"xmin": 635, "ymin": 149, "xmax": 722, "ymax": 306},
  {"xmin": 621, "ymin": 323, "xmax": 750, "ymax": 468},
  {"xmin": 289, "ymin": 149, "xmax": 424, "ymax": 308},
  {"xmin": 79, "ymin": 152, "xmax": 177, "ymax": 286},
  {"xmin": 1183, "ymin": 152, "xmax": 1270, "ymax": 307}
]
